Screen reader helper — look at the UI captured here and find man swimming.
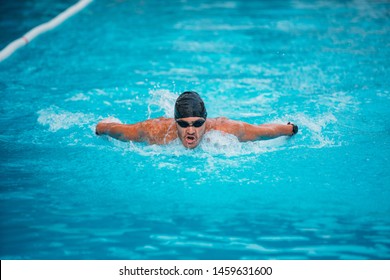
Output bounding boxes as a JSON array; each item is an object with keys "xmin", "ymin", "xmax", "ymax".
[{"xmin": 95, "ymin": 91, "xmax": 298, "ymax": 149}]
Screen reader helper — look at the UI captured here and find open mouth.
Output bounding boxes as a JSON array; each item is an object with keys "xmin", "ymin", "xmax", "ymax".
[{"xmin": 185, "ymin": 135, "xmax": 196, "ymax": 145}]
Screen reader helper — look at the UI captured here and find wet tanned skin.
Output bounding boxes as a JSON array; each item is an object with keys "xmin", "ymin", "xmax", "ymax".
[{"xmin": 96, "ymin": 117, "xmax": 295, "ymax": 149}]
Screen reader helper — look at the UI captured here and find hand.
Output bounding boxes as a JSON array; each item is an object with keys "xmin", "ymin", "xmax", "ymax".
[
  {"xmin": 95, "ymin": 122, "xmax": 105, "ymax": 135},
  {"xmin": 96, "ymin": 117, "xmax": 121, "ymax": 135},
  {"xmin": 287, "ymin": 122, "xmax": 298, "ymax": 135}
]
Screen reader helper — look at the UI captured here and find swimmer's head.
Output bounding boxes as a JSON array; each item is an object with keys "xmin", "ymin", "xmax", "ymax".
[
  {"xmin": 174, "ymin": 91, "xmax": 207, "ymax": 120},
  {"xmin": 174, "ymin": 91, "xmax": 207, "ymax": 149}
]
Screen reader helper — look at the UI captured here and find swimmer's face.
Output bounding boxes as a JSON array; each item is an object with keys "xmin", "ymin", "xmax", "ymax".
[{"xmin": 176, "ymin": 117, "xmax": 206, "ymax": 149}]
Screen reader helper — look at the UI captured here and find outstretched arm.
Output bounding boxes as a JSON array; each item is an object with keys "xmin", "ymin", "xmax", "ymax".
[
  {"xmin": 95, "ymin": 117, "xmax": 177, "ymax": 144},
  {"xmin": 95, "ymin": 121, "xmax": 143, "ymax": 142},
  {"xmin": 241, "ymin": 122, "xmax": 298, "ymax": 141},
  {"xmin": 215, "ymin": 118, "xmax": 298, "ymax": 142}
]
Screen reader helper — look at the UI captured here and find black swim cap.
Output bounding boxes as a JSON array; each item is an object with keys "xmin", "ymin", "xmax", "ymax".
[{"xmin": 174, "ymin": 91, "xmax": 207, "ymax": 120}]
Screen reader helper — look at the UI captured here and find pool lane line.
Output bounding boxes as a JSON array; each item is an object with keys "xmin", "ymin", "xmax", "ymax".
[{"xmin": 0, "ymin": 0, "xmax": 93, "ymax": 63}]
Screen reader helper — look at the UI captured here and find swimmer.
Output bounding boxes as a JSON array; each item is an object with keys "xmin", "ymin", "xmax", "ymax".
[{"xmin": 95, "ymin": 91, "xmax": 298, "ymax": 149}]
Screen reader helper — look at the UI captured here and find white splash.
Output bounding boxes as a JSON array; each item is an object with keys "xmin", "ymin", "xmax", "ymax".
[
  {"xmin": 98, "ymin": 116, "xmax": 122, "ymax": 124},
  {"xmin": 294, "ymin": 113, "xmax": 339, "ymax": 148},
  {"xmin": 147, "ymin": 89, "xmax": 177, "ymax": 119},
  {"xmin": 37, "ymin": 106, "xmax": 95, "ymax": 132}
]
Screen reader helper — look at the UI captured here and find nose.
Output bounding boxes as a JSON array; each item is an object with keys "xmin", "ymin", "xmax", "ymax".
[{"xmin": 187, "ymin": 126, "xmax": 195, "ymax": 134}]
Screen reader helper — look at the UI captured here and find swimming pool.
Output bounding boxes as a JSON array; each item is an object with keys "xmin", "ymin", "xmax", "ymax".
[{"xmin": 1, "ymin": 0, "xmax": 389, "ymax": 260}]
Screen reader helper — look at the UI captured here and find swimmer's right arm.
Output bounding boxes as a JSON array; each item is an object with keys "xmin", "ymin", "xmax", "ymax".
[{"xmin": 95, "ymin": 122, "xmax": 143, "ymax": 142}]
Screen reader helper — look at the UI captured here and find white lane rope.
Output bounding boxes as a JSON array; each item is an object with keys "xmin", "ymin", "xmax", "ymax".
[{"xmin": 0, "ymin": 0, "xmax": 93, "ymax": 62}]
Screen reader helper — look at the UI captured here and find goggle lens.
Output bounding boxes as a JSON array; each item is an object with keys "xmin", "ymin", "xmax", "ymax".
[{"xmin": 176, "ymin": 119, "xmax": 205, "ymax": 128}]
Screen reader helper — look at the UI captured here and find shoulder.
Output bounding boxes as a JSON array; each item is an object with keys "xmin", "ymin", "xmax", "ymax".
[
  {"xmin": 139, "ymin": 117, "xmax": 177, "ymax": 144},
  {"xmin": 206, "ymin": 117, "xmax": 245, "ymax": 137},
  {"xmin": 141, "ymin": 117, "xmax": 174, "ymax": 127},
  {"xmin": 143, "ymin": 117, "xmax": 174, "ymax": 123},
  {"xmin": 139, "ymin": 117, "xmax": 175, "ymax": 134},
  {"xmin": 205, "ymin": 117, "xmax": 231, "ymax": 130}
]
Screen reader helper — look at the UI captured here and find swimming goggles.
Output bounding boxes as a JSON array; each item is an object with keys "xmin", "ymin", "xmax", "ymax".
[{"xmin": 176, "ymin": 119, "xmax": 206, "ymax": 128}]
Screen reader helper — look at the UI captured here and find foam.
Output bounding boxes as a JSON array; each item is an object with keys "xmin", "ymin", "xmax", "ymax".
[
  {"xmin": 294, "ymin": 113, "xmax": 339, "ymax": 148},
  {"xmin": 147, "ymin": 89, "xmax": 177, "ymax": 118},
  {"xmin": 200, "ymin": 130, "xmax": 285, "ymax": 156},
  {"xmin": 113, "ymin": 129, "xmax": 287, "ymax": 161},
  {"xmin": 37, "ymin": 106, "xmax": 95, "ymax": 132},
  {"xmin": 98, "ymin": 116, "xmax": 122, "ymax": 124},
  {"xmin": 135, "ymin": 112, "xmax": 337, "ymax": 160}
]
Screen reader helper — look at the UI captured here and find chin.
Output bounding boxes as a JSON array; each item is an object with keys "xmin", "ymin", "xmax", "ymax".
[{"xmin": 182, "ymin": 140, "xmax": 200, "ymax": 149}]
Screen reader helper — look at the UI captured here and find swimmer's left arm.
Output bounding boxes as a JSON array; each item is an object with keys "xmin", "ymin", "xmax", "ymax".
[
  {"xmin": 242, "ymin": 123, "xmax": 298, "ymax": 141},
  {"xmin": 216, "ymin": 118, "xmax": 298, "ymax": 141},
  {"xmin": 95, "ymin": 121, "xmax": 143, "ymax": 142}
]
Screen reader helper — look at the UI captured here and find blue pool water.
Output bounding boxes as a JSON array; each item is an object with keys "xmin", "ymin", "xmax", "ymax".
[{"xmin": 1, "ymin": 0, "xmax": 389, "ymax": 260}]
